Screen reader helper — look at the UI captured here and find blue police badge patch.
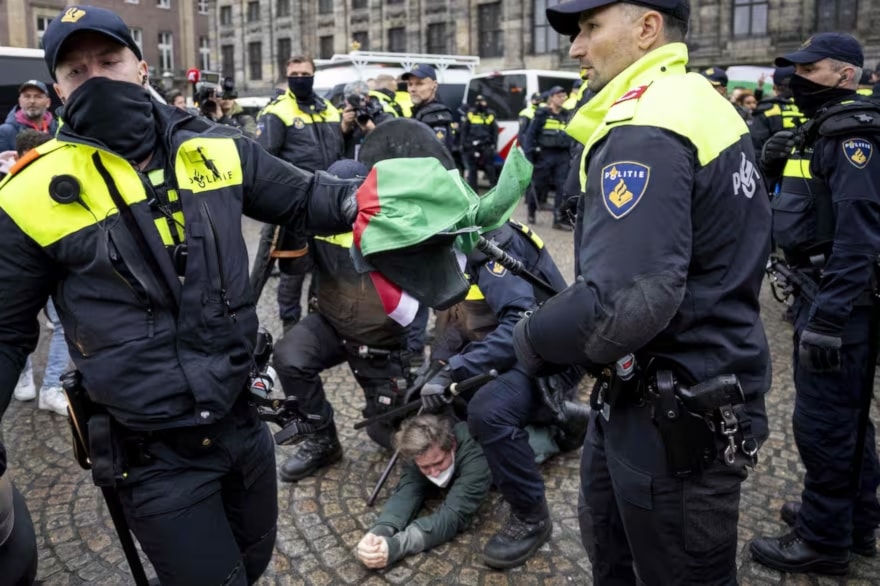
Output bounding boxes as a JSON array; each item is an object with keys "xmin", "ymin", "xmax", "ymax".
[
  {"xmin": 485, "ymin": 261, "xmax": 507, "ymax": 277},
  {"xmin": 601, "ymin": 162, "xmax": 650, "ymax": 219},
  {"xmin": 842, "ymin": 138, "xmax": 873, "ymax": 169}
]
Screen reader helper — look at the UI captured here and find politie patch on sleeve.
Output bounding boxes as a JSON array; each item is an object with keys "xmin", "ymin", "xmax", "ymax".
[
  {"xmin": 601, "ymin": 162, "xmax": 650, "ymax": 219},
  {"xmin": 842, "ymin": 138, "xmax": 873, "ymax": 169}
]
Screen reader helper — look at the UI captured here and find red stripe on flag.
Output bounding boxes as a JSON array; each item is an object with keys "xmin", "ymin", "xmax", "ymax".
[
  {"xmin": 353, "ymin": 167, "xmax": 380, "ymax": 249},
  {"xmin": 368, "ymin": 271, "xmax": 419, "ymax": 326}
]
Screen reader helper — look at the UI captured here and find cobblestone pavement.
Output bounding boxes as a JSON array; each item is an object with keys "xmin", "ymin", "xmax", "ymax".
[{"xmin": 2, "ymin": 204, "xmax": 879, "ymax": 585}]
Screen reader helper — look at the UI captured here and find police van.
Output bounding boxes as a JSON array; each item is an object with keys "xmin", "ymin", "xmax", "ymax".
[{"xmin": 465, "ymin": 69, "xmax": 581, "ymax": 163}]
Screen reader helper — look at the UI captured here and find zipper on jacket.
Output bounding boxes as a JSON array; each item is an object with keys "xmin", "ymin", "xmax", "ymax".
[
  {"xmin": 107, "ymin": 232, "xmax": 156, "ymax": 338},
  {"xmin": 200, "ymin": 200, "xmax": 236, "ymax": 322}
]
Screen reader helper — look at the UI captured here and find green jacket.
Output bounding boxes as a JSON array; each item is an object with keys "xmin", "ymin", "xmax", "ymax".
[{"xmin": 370, "ymin": 422, "xmax": 490, "ymax": 565}]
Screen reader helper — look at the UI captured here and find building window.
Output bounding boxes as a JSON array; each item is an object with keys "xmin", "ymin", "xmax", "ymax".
[
  {"xmin": 221, "ymin": 44, "xmax": 235, "ymax": 80},
  {"xmin": 129, "ymin": 28, "xmax": 143, "ymax": 54},
  {"xmin": 199, "ymin": 36, "xmax": 211, "ymax": 71},
  {"xmin": 248, "ymin": 42, "xmax": 262, "ymax": 80},
  {"xmin": 198, "ymin": 0, "xmax": 209, "ymax": 15},
  {"xmin": 353, "ymin": 0, "xmax": 368, "ymax": 8},
  {"xmin": 732, "ymin": 0, "xmax": 768, "ymax": 36},
  {"xmin": 158, "ymin": 31, "xmax": 174, "ymax": 72},
  {"xmin": 36, "ymin": 15, "xmax": 52, "ymax": 43},
  {"xmin": 533, "ymin": 0, "xmax": 561, "ymax": 54},
  {"xmin": 157, "ymin": 0, "xmax": 171, "ymax": 9},
  {"xmin": 352, "ymin": 31, "xmax": 369, "ymax": 51},
  {"xmin": 319, "ymin": 0, "xmax": 333, "ymax": 15},
  {"xmin": 386, "ymin": 0, "xmax": 404, "ymax": 4},
  {"xmin": 815, "ymin": 0, "xmax": 857, "ymax": 31},
  {"xmin": 220, "ymin": 5, "xmax": 233, "ymax": 25},
  {"xmin": 319, "ymin": 35, "xmax": 335, "ymax": 59},
  {"xmin": 247, "ymin": 1, "xmax": 260, "ymax": 22},
  {"xmin": 426, "ymin": 22, "xmax": 447, "ymax": 54},
  {"xmin": 276, "ymin": 0, "xmax": 291, "ymax": 17},
  {"xmin": 478, "ymin": 2, "xmax": 503, "ymax": 58},
  {"xmin": 276, "ymin": 38, "xmax": 291, "ymax": 81},
  {"xmin": 388, "ymin": 27, "xmax": 406, "ymax": 52},
  {"xmin": 125, "ymin": 0, "xmax": 139, "ymax": 4}
]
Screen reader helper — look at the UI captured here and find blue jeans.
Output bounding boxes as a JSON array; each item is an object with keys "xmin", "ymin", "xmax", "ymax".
[{"xmin": 41, "ymin": 300, "xmax": 70, "ymax": 392}]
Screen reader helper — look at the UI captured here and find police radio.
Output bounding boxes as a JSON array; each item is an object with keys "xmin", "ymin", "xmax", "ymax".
[{"xmin": 49, "ymin": 174, "xmax": 90, "ymax": 211}]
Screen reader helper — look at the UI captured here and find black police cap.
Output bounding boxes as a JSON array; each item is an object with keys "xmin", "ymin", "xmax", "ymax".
[
  {"xmin": 772, "ymin": 66, "xmax": 795, "ymax": 87},
  {"xmin": 547, "ymin": 0, "xmax": 690, "ymax": 37},
  {"xmin": 775, "ymin": 32, "xmax": 864, "ymax": 69},
  {"xmin": 42, "ymin": 5, "xmax": 143, "ymax": 79}
]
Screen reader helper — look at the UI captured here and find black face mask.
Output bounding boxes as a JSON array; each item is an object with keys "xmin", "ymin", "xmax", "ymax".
[
  {"xmin": 288, "ymin": 76, "xmax": 314, "ymax": 100},
  {"xmin": 64, "ymin": 77, "xmax": 156, "ymax": 163},
  {"xmin": 789, "ymin": 73, "xmax": 856, "ymax": 117},
  {"xmin": 476, "ymin": 103, "xmax": 487, "ymax": 112}
]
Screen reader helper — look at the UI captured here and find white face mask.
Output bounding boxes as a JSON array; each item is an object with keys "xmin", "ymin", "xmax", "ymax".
[{"xmin": 426, "ymin": 451, "xmax": 455, "ymax": 488}]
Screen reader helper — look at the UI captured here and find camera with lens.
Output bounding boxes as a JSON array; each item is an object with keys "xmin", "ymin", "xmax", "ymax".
[{"xmin": 347, "ymin": 93, "xmax": 381, "ymax": 125}]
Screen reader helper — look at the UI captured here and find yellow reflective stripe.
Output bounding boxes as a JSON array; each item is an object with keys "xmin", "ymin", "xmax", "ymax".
[
  {"xmin": 518, "ymin": 107, "xmax": 534, "ymax": 119},
  {"xmin": 465, "ymin": 284, "xmax": 484, "ymax": 300},
  {"xmin": 174, "ymin": 137, "xmax": 243, "ymax": 195},
  {"xmin": 0, "ymin": 143, "xmax": 148, "ymax": 247},
  {"xmin": 544, "ymin": 118, "xmax": 566, "ymax": 131},
  {"xmin": 260, "ymin": 95, "xmax": 341, "ymax": 125},
  {"xmin": 857, "ymin": 88, "xmax": 872, "ymax": 96},
  {"xmin": 512, "ymin": 221, "xmax": 544, "ymax": 249},
  {"xmin": 763, "ymin": 104, "xmax": 782, "ymax": 117},
  {"xmin": 147, "ymin": 168, "xmax": 165, "ymax": 186},
  {"xmin": 314, "ymin": 231, "xmax": 354, "ymax": 247},
  {"xmin": 153, "ymin": 218, "xmax": 173, "ymax": 245},
  {"xmin": 467, "ymin": 112, "xmax": 494, "ymax": 125},
  {"xmin": 782, "ymin": 157, "xmax": 812, "ymax": 179}
]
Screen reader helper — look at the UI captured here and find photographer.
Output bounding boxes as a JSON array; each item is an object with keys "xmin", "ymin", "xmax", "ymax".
[{"xmin": 340, "ymin": 81, "xmax": 392, "ymax": 160}]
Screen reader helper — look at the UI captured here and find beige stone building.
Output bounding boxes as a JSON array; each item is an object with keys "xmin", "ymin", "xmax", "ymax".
[
  {"xmin": 212, "ymin": 0, "xmax": 880, "ymax": 97},
  {"xmin": 1, "ymin": 0, "xmax": 211, "ymax": 89}
]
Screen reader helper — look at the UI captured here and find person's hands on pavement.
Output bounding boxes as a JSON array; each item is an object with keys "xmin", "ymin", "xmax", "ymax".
[{"xmin": 356, "ymin": 532, "xmax": 389, "ymax": 569}]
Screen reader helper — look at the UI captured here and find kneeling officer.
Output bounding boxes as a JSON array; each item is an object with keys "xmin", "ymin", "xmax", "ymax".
[{"xmin": 0, "ymin": 5, "xmax": 358, "ymax": 585}]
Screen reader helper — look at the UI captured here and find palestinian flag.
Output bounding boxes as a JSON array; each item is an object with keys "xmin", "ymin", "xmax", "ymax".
[{"xmin": 352, "ymin": 148, "xmax": 532, "ymax": 325}]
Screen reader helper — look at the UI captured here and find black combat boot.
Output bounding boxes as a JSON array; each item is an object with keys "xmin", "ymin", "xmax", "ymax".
[
  {"xmin": 750, "ymin": 531, "xmax": 850, "ymax": 575},
  {"xmin": 483, "ymin": 502, "xmax": 553, "ymax": 569},
  {"xmin": 279, "ymin": 423, "xmax": 342, "ymax": 482},
  {"xmin": 554, "ymin": 401, "xmax": 591, "ymax": 452},
  {"xmin": 780, "ymin": 501, "xmax": 877, "ymax": 557}
]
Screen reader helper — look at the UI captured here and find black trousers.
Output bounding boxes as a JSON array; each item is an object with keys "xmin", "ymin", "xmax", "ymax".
[
  {"xmin": 115, "ymin": 402, "xmax": 277, "ymax": 586},
  {"xmin": 0, "ymin": 481, "xmax": 38, "ymax": 586},
  {"xmin": 579, "ymin": 392, "xmax": 768, "ymax": 585},
  {"xmin": 463, "ymin": 145, "xmax": 498, "ymax": 191},
  {"xmin": 273, "ymin": 312, "xmax": 411, "ymax": 449}
]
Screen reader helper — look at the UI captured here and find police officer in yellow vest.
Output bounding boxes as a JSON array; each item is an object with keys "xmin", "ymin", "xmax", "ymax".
[
  {"xmin": 750, "ymin": 66, "xmax": 807, "ymax": 153},
  {"xmin": 461, "ymin": 95, "xmax": 499, "ymax": 190},
  {"xmin": 273, "ymin": 159, "xmax": 416, "ymax": 482},
  {"xmin": 0, "ymin": 6, "xmax": 359, "ymax": 584},
  {"xmin": 257, "ymin": 54, "xmax": 344, "ymax": 332},
  {"xmin": 526, "ymin": 86, "xmax": 573, "ymax": 230},
  {"xmin": 513, "ymin": 0, "xmax": 771, "ymax": 582},
  {"xmin": 370, "ymin": 74, "xmax": 405, "ymax": 118}
]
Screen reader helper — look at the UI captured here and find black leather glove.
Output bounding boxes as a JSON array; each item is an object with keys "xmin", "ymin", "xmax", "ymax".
[
  {"xmin": 420, "ymin": 365, "xmax": 454, "ymax": 412},
  {"xmin": 760, "ymin": 130, "xmax": 798, "ymax": 177},
  {"xmin": 798, "ymin": 328, "xmax": 842, "ymax": 373},
  {"xmin": 513, "ymin": 313, "xmax": 545, "ymax": 375}
]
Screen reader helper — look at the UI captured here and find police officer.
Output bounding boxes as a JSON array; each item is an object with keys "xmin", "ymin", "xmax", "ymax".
[
  {"xmin": 256, "ymin": 54, "xmax": 344, "ymax": 332},
  {"xmin": 518, "ymin": 93, "xmax": 543, "ymax": 224},
  {"xmin": 461, "ymin": 94, "xmax": 499, "ymax": 191},
  {"xmin": 369, "ymin": 74, "xmax": 405, "ymax": 118},
  {"xmin": 273, "ymin": 159, "xmax": 415, "ymax": 481},
  {"xmin": 526, "ymin": 86, "xmax": 573, "ymax": 230},
  {"xmin": 0, "ymin": 6, "xmax": 358, "ymax": 584},
  {"xmin": 404, "ymin": 64, "xmax": 456, "ymax": 155},
  {"xmin": 749, "ymin": 33, "xmax": 880, "ymax": 574},
  {"xmin": 750, "ymin": 66, "xmax": 806, "ymax": 153},
  {"xmin": 419, "ymin": 219, "xmax": 589, "ymax": 569},
  {"xmin": 514, "ymin": 1, "xmax": 771, "ymax": 582}
]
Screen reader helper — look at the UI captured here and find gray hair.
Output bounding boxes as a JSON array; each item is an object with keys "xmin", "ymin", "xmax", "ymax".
[{"xmin": 393, "ymin": 414, "xmax": 455, "ymax": 462}]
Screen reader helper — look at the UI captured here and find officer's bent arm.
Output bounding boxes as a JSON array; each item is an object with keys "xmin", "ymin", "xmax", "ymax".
[
  {"xmin": 526, "ymin": 126, "xmax": 693, "ymax": 365},
  {"xmin": 448, "ymin": 238, "xmax": 538, "ymax": 381},
  {"xmin": 254, "ymin": 112, "xmax": 286, "ymax": 156},
  {"xmin": 0, "ymin": 212, "xmax": 54, "ymax": 417},
  {"xmin": 237, "ymin": 137, "xmax": 357, "ymax": 236},
  {"xmin": 808, "ymin": 134, "xmax": 880, "ymax": 329}
]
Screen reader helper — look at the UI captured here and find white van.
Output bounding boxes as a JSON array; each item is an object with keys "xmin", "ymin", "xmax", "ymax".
[
  {"xmin": 465, "ymin": 69, "xmax": 581, "ymax": 162},
  {"xmin": 314, "ymin": 51, "xmax": 478, "ymax": 112}
]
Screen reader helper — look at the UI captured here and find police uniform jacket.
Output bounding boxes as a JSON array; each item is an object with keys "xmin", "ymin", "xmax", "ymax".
[
  {"xmin": 461, "ymin": 108, "xmax": 498, "ymax": 150},
  {"xmin": 787, "ymin": 98, "xmax": 880, "ymax": 331},
  {"xmin": 526, "ymin": 106, "xmax": 571, "ymax": 156},
  {"xmin": 310, "ymin": 232, "xmax": 406, "ymax": 348},
  {"xmin": 750, "ymin": 96, "xmax": 806, "ymax": 152},
  {"xmin": 525, "ymin": 42, "xmax": 772, "ymax": 398},
  {"xmin": 433, "ymin": 222, "xmax": 567, "ymax": 383},
  {"xmin": 0, "ymin": 104, "xmax": 356, "ymax": 429},
  {"xmin": 256, "ymin": 91, "xmax": 344, "ymax": 172},
  {"xmin": 517, "ymin": 105, "xmax": 536, "ymax": 152},
  {"xmin": 411, "ymin": 99, "xmax": 456, "ymax": 154},
  {"xmin": 369, "ymin": 421, "xmax": 490, "ymax": 564}
]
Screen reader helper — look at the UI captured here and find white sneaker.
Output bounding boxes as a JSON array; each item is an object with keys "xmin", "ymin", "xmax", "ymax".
[
  {"xmin": 39, "ymin": 387, "xmax": 69, "ymax": 416},
  {"xmin": 14, "ymin": 369, "xmax": 36, "ymax": 401}
]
